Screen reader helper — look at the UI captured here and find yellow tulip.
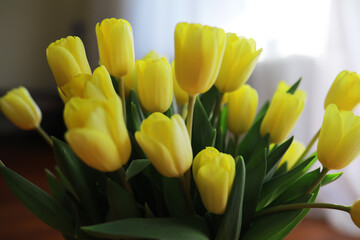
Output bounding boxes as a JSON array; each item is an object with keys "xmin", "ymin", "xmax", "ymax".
[
  {"xmin": 317, "ymin": 104, "xmax": 360, "ymax": 170},
  {"xmin": 260, "ymin": 81, "xmax": 306, "ymax": 144},
  {"xmin": 350, "ymin": 199, "xmax": 360, "ymax": 229},
  {"xmin": 136, "ymin": 58, "xmax": 173, "ymax": 113},
  {"xmin": 192, "ymin": 147, "xmax": 235, "ymax": 214},
  {"xmin": 215, "ymin": 33, "xmax": 262, "ymax": 93},
  {"xmin": 227, "ymin": 84, "xmax": 258, "ymax": 136},
  {"xmin": 135, "ymin": 112, "xmax": 192, "ymax": 177},
  {"xmin": 277, "ymin": 140, "xmax": 305, "ymax": 170},
  {"xmin": 171, "ymin": 61, "xmax": 188, "ymax": 105},
  {"xmin": 324, "ymin": 70, "xmax": 360, "ymax": 111},
  {"xmin": 64, "ymin": 97, "xmax": 131, "ymax": 172},
  {"xmin": 0, "ymin": 87, "xmax": 42, "ymax": 130},
  {"xmin": 46, "ymin": 36, "xmax": 92, "ymax": 97},
  {"xmin": 174, "ymin": 22, "xmax": 226, "ymax": 96},
  {"xmin": 96, "ymin": 18, "xmax": 135, "ymax": 79}
]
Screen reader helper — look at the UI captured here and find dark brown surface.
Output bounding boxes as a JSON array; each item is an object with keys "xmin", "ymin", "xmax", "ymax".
[{"xmin": 0, "ymin": 138, "xmax": 359, "ymax": 240}]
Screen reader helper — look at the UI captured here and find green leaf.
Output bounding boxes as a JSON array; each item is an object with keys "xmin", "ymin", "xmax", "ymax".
[
  {"xmin": 286, "ymin": 77, "xmax": 302, "ymax": 94},
  {"xmin": 82, "ymin": 216, "xmax": 211, "ymax": 240},
  {"xmin": 264, "ymin": 136, "xmax": 293, "ymax": 182},
  {"xmin": 46, "ymin": 169, "xmax": 68, "ymax": 201},
  {"xmin": 242, "ymin": 149, "xmax": 267, "ymax": 228},
  {"xmin": 162, "ymin": 177, "xmax": 188, "ymax": 217},
  {"xmin": 226, "ymin": 137, "xmax": 235, "ymax": 156},
  {"xmin": 200, "ymin": 86, "xmax": 220, "ymax": 118},
  {"xmin": 52, "ymin": 137, "xmax": 107, "ymax": 224},
  {"xmin": 321, "ymin": 172, "xmax": 343, "ymax": 186},
  {"xmin": 192, "ymin": 97, "xmax": 216, "ymax": 156},
  {"xmin": 126, "ymin": 89, "xmax": 145, "ymax": 134},
  {"xmin": 110, "ymin": 75, "xmax": 119, "ymax": 95},
  {"xmin": 106, "ymin": 178, "xmax": 141, "ymax": 220},
  {"xmin": 216, "ymin": 157, "xmax": 246, "ymax": 240},
  {"xmin": 54, "ymin": 166, "xmax": 76, "ymax": 197},
  {"xmin": 258, "ymin": 155, "xmax": 316, "ymax": 209},
  {"xmin": 0, "ymin": 165, "xmax": 76, "ymax": 236},
  {"xmin": 125, "ymin": 159, "xmax": 151, "ymax": 180},
  {"xmin": 237, "ymin": 101, "xmax": 270, "ymax": 162}
]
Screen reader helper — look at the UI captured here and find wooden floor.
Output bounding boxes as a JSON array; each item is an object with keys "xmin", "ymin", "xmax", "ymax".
[{"xmin": 0, "ymin": 136, "xmax": 359, "ymax": 240}]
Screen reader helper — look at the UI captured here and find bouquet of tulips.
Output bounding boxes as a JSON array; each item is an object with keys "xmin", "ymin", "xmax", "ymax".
[{"xmin": 1, "ymin": 18, "xmax": 360, "ymax": 240}]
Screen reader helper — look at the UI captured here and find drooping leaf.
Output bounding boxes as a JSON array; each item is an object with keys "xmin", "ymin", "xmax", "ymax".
[
  {"xmin": 215, "ymin": 157, "xmax": 246, "ymax": 240},
  {"xmin": 82, "ymin": 216, "xmax": 211, "ymax": 240},
  {"xmin": 125, "ymin": 159, "xmax": 151, "ymax": 180},
  {"xmin": 0, "ymin": 165, "xmax": 76, "ymax": 236},
  {"xmin": 321, "ymin": 172, "xmax": 343, "ymax": 186}
]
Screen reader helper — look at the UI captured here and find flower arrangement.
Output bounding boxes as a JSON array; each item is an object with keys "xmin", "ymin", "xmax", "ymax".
[{"xmin": 1, "ymin": 18, "xmax": 360, "ymax": 240}]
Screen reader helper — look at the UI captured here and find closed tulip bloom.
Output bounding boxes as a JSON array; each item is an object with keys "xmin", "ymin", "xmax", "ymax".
[
  {"xmin": 64, "ymin": 97, "xmax": 131, "ymax": 172},
  {"xmin": 227, "ymin": 84, "xmax": 258, "ymax": 136},
  {"xmin": 171, "ymin": 61, "xmax": 188, "ymax": 105},
  {"xmin": 350, "ymin": 199, "xmax": 360, "ymax": 229},
  {"xmin": 47, "ymin": 36, "xmax": 92, "ymax": 93},
  {"xmin": 135, "ymin": 113, "xmax": 192, "ymax": 177},
  {"xmin": 96, "ymin": 18, "xmax": 135, "ymax": 79},
  {"xmin": 317, "ymin": 104, "xmax": 360, "ymax": 170},
  {"xmin": 215, "ymin": 33, "xmax": 262, "ymax": 93},
  {"xmin": 324, "ymin": 71, "xmax": 360, "ymax": 111},
  {"xmin": 175, "ymin": 22, "xmax": 226, "ymax": 96},
  {"xmin": 193, "ymin": 147, "xmax": 235, "ymax": 214},
  {"xmin": 278, "ymin": 140, "xmax": 305, "ymax": 170},
  {"xmin": 136, "ymin": 58, "xmax": 173, "ymax": 112},
  {"xmin": 0, "ymin": 87, "xmax": 42, "ymax": 130},
  {"xmin": 260, "ymin": 81, "xmax": 306, "ymax": 144}
]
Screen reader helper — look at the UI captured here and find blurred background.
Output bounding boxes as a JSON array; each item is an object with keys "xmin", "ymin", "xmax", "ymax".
[{"xmin": 1, "ymin": 0, "xmax": 360, "ymax": 239}]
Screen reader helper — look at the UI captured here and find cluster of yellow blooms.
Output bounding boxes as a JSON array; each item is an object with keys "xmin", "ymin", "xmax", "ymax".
[{"xmin": 2, "ymin": 18, "xmax": 360, "ymax": 227}]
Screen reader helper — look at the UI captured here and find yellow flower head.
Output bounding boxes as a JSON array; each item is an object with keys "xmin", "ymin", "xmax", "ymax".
[
  {"xmin": 174, "ymin": 22, "xmax": 226, "ymax": 96},
  {"xmin": 227, "ymin": 84, "xmax": 258, "ymax": 136},
  {"xmin": 317, "ymin": 104, "xmax": 360, "ymax": 170},
  {"xmin": 64, "ymin": 97, "xmax": 131, "ymax": 172},
  {"xmin": 260, "ymin": 81, "xmax": 306, "ymax": 144},
  {"xmin": 171, "ymin": 61, "xmax": 188, "ymax": 106},
  {"xmin": 0, "ymin": 87, "xmax": 42, "ymax": 130},
  {"xmin": 324, "ymin": 70, "xmax": 360, "ymax": 111},
  {"xmin": 135, "ymin": 113, "xmax": 192, "ymax": 177},
  {"xmin": 215, "ymin": 33, "xmax": 262, "ymax": 93},
  {"xmin": 46, "ymin": 36, "xmax": 92, "ymax": 94},
  {"xmin": 350, "ymin": 199, "xmax": 360, "ymax": 229},
  {"xmin": 96, "ymin": 18, "xmax": 135, "ymax": 79},
  {"xmin": 136, "ymin": 57, "xmax": 173, "ymax": 113},
  {"xmin": 193, "ymin": 147, "xmax": 235, "ymax": 214}
]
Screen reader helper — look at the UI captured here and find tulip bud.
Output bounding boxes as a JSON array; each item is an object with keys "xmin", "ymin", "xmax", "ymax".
[
  {"xmin": 215, "ymin": 33, "xmax": 262, "ymax": 93},
  {"xmin": 317, "ymin": 104, "xmax": 360, "ymax": 170},
  {"xmin": 174, "ymin": 22, "xmax": 226, "ymax": 96},
  {"xmin": 0, "ymin": 87, "xmax": 42, "ymax": 130},
  {"xmin": 46, "ymin": 36, "xmax": 92, "ymax": 99},
  {"xmin": 135, "ymin": 113, "xmax": 192, "ymax": 177},
  {"xmin": 192, "ymin": 147, "xmax": 235, "ymax": 214},
  {"xmin": 64, "ymin": 97, "xmax": 131, "ymax": 172},
  {"xmin": 277, "ymin": 140, "xmax": 305, "ymax": 170},
  {"xmin": 260, "ymin": 81, "xmax": 306, "ymax": 144},
  {"xmin": 350, "ymin": 199, "xmax": 360, "ymax": 229},
  {"xmin": 227, "ymin": 84, "xmax": 258, "ymax": 136},
  {"xmin": 171, "ymin": 61, "xmax": 188, "ymax": 106},
  {"xmin": 136, "ymin": 58, "xmax": 173, "ymax": 113},
  {"xmin": 324, "ymin": 70, "xmax": 360, "ymax": 111},
  {"xmin": 96, "ymin": 18, "xmax": 135, "ymax": 79}
]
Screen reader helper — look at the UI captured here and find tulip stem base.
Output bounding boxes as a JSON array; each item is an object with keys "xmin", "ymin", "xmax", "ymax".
[
  {"xmin": 118, "ymin": 168, "xmax": 135, "ymax": 198},
  {"xmin": 306, "ymin": 167, "xmax": 329, "ymax": 194},
  {"xmin": 297, "ymin": 128, "xmax": 321, "ymax": 164},
  {"xmin": 118, "ymin": 77, "xmax": 127, "ymax": 122},
  {"xmin": 35, "ymin": 126, "xmax": 53, "ymax": 147},
  {"xmin": 255, "ymin": 202, "xmax": 351, "ymax": 218},
  {"xmin": 180, "ymin": 175, "xmax": 194, "ymax": 214},
  {"xmin": 186, "ymin": 95, "xmax": 197, "ymax": 140}
]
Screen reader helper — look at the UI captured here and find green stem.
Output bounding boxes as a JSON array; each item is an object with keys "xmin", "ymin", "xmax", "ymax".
[
  {"xmin": 233, "ymin": 135, "xmax": 240, "ymax": 158},
  {"xmin": 306, "ymin": 167, "xmax": 329, "ymax": 194},
  {"xmin": 118, "ymin": 77, "xmax": 127, "ymax": 122},
  {"xmin": 118, "ymin": 167, "xmax": 134, "ymax": 198},
  {"xmin": 35, "ymin": 126, "xmax": 53, "ymax": 147},
  {"xmin": 255, "ymin": 202, "xmax": 351, "ymax": 218},
  {"xmin": 186, "ymin": 95, "xmax": 197, "ymax": 140},
  {"xmin": 180, "ymin": 175, "xmax": 194, "ymax": 214},
  {"xmin": 297, "ymin": 128, "xmax": 321, "ymax": 163},
  {"xmin": 211, "ymin": 92, "xmax": 224, "ymax": 126},
  {"xmin": 181, "ymin": 104, "xmax": 188, "ymax": 120}
]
